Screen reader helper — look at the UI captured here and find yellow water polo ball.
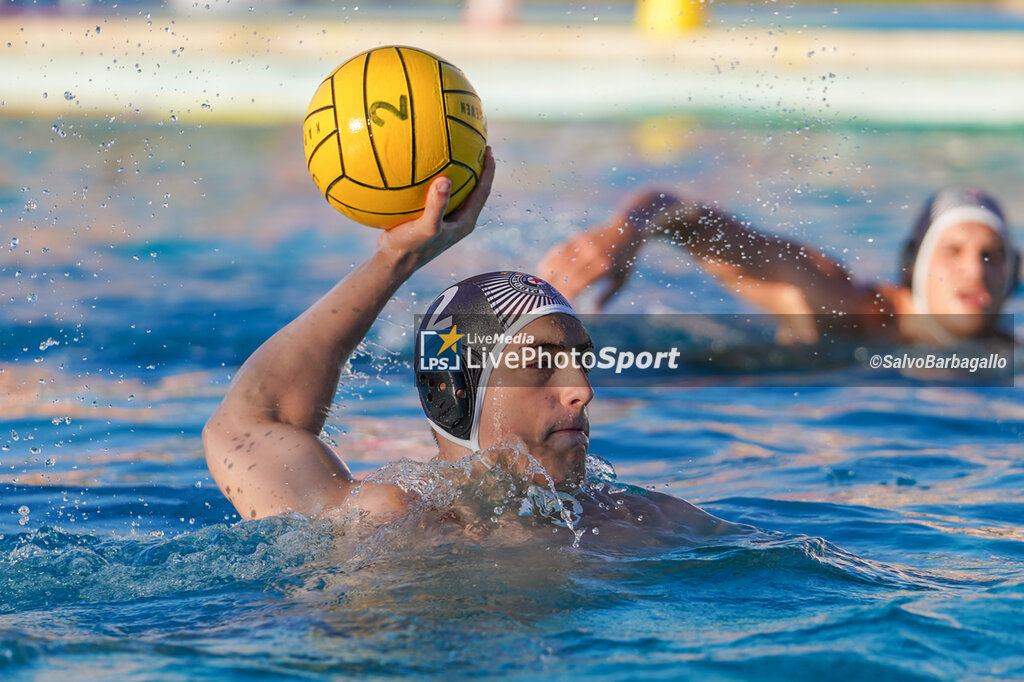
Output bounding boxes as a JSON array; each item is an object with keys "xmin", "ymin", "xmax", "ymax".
[{"xmin": 302, "ymin": 45, "xmax": 488, "ymax": 229}]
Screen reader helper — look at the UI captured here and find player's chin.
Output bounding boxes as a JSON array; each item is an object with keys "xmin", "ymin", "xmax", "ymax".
[{"xmin": 548, "ymin": 442, "xmax": 589, "ymax": 489}]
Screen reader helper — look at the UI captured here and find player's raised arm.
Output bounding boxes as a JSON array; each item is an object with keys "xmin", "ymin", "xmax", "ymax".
[
  {"xmin": 539, "ymin": 189, "xmax": 877, "ymax": 321},
  {"xmin": 203, "ymin": 149, "xmax": 495, "ymax": 520}
]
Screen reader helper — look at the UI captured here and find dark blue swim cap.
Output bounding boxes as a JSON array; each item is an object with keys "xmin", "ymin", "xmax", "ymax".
[
  {"xmin": 900, "ymin": 187, "xmax": 1019, "ymax": 311},
  {"xmin": 415, "ymin": 272, "xmax": 576, "ymax": 451}
]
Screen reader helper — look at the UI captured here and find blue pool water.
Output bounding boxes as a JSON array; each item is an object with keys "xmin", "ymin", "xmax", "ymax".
[{"xmin": 1, "ymin": 114, "xmax": 1023, "ymax": 680}]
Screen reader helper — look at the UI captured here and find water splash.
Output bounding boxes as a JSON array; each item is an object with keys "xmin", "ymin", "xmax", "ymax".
[
  {"xmin": 0, "ymin": 516, "xmax": 335, "ymax": 614},
  {"xmin": 340, "ymin": 445, "xmax": 597, "ymax": 556}
]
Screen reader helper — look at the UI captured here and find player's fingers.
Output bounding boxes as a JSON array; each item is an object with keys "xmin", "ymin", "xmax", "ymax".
[{"xmin": 419, "ymin": 175, "xmax": 453, "ymax": 232}]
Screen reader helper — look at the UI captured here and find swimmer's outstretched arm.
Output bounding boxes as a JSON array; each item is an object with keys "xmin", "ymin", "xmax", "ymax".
[
  {"xmin": 204, "ymin": 149, "xmax": 495, "ymax": 520},
  {"xmin": 539, "ymin": 189, "xmax": 880, "ymax": 324}
]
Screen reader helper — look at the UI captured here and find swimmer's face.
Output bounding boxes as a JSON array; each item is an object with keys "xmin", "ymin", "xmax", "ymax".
[
  {"xmin": 477, "ymin": 314, "xmax": 594, "ymax": 489},
  {"xmin": 925, "ymin": 221, "xmax": 1009, "ymax": 335}
]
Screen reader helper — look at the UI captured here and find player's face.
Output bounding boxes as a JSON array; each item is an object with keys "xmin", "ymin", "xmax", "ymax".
[
  {"xmin": 925, "ymin": 222, "xmax": 1009, "ymax": 335},
  {"xmin": 477, "ymin": 314, "xmax": 594, "ymax": 489}
]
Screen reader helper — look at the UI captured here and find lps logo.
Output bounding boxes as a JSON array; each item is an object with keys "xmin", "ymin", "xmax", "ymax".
[{"xmin": 418, "ymin": 325, "xmax": 463, "ymax": 371}]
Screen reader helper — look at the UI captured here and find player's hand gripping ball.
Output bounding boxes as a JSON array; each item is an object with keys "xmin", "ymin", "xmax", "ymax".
[{"xmin": 303, "ymin": 46, "xmax": 488, "ymax": 229}]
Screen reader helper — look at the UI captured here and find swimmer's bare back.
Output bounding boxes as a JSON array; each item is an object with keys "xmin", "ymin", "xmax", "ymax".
[{"xmin": 332, "ymin": 456, "xmax": 756, "ymax": 548}]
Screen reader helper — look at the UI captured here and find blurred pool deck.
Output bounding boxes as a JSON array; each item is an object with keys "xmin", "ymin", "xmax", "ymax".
[{"xmin": 2, "ymin": 6, "xmax": 1024, "ymax": 127}]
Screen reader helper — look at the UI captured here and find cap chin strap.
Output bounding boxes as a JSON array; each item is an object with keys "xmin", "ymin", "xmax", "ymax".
[
  {"xmin": 427, "ymin": 419, "xmax": 478, "ymax": 452},
  {"xmin": 427, "ymin": 304, "xmax": 578, "ymax": 454},
  {"xmin": 911, "ymin": 205, "xmax": 1009, "ymax": 316}
]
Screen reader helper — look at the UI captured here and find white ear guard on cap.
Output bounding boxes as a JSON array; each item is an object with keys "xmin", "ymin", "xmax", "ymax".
[
  {"xmin": 415, "ymin": 272, "xmax": 576, "ymax": 454},
  {"xmin": 459, "ymin": 303, "xmax": 577, "ymax": 453},
  {"xmin": 910, "ymin": 205, "xmax": 1012, "ymax": 315}
]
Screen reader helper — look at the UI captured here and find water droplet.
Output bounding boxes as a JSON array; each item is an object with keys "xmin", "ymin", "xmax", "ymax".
[{"xmin": 17, "ymin": 505, "xmax": 29, "ymax": 516}]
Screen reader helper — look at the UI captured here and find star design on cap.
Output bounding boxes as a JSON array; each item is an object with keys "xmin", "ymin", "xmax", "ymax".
[{"xmin": 436, "ymin": 325, "xmax": 464, "ymax": 355}]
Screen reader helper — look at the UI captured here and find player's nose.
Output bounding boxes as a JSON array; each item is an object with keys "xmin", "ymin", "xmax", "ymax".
[{"xmin": 560, "ymin": 366, "xmax": 594, "ymax": 409}]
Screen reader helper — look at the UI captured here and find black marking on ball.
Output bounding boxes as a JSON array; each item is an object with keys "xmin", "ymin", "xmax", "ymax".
[
  {"xmin": 306, "ymin": 130, "xmax": 337, "ymax": 171},
  {"xmin": 328, "ymin": 197, "xmax": 425, "ymax": 218},
  {"xmin": 369, "ymin": 95, "xmax": 408, "ymax": 127},
  {"xmin": 303, "ymin": 104, "xmax": 333, "ymax": 123},
  {"xmin": 363, "ymin": 50, "xmax": 389, "ymax": 189},
  {"xmin": 396, "ymin": 46, "xmax": 417, "ymax": 186},
  {"xmin": 329, "ymin": 72, "xmax": 345, "ymax": 184},
  {"xmin": 437, "ymin": 59, "xmax": 453, "ymax": 164},
  {"xmin": 447, "ymin": 115, "xmax": 487, "ymax": 143}
]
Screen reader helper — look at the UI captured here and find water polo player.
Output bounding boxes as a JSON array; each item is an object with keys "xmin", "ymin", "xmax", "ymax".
[
  {"xmin": 413, "ymin": 270, "xmax": 588, "ymax": 484},
  {"xmin": 202, "ymin": 148, "xmax": 739, "ymax": 537},
  {"xmin": 538, "ymin": 186, "xmax": 1019, "ymax": 344}
]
